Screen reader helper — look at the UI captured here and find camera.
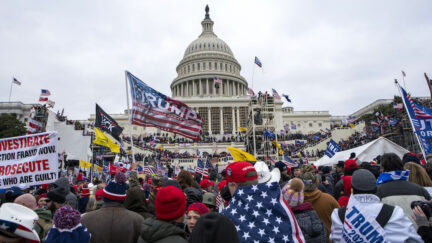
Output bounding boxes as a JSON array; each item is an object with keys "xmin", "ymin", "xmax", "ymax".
[{"xmin": 411, "ymin": 200, "xmax": 432, "ymax": 219}]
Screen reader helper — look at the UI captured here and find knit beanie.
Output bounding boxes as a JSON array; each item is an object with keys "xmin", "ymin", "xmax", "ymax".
[
  {"xmin": 189, "ymin": 212, "xmax": 240, "ymax": 243},
  {"xmin": 155, "ymin": 186, "xmax": 187, "ymax": 221},
  {"xmin": 103, "ymin": 172, "xmax": 127, "ymax": 203},
  {"xmin": 47, "ymin": 189, "xmax": 66, "ymax": 204},
  {"xmin": 45, "ymin": 206, "xmax": 91, "ymax": 243},
  {"xmin": 282, "ymin": 178, "xmax": 304, "ymax": 207},
  {"xmin": 275, "ymin": 161, "xmax": 287, "ymax": 172},
  {"xmin": 187, "ymin": 202, "xmax": 209, "ymax": 215},
  {"xmin": 95, "ymin": 189, "xmax": 104, "ymax": 201}
]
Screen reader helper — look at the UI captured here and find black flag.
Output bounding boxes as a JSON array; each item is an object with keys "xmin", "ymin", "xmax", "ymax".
[{"xmin": 95, "ymin": 104, "xmax": 123, "ymax": 141}]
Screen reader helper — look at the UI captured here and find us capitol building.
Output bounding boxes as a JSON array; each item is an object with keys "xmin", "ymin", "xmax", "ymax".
[{"xmin": 119, "ymin": 6, "xmax": 332, "ymax": 138}]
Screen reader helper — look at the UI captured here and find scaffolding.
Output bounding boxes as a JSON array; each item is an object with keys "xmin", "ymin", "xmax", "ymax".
[{"xmin": 246, "ymin": 94, "xmax": 279, "ymax": 163}]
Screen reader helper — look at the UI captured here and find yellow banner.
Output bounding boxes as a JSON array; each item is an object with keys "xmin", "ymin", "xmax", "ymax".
[{"xmin": 79, "ymin": 160, "xmax": 102, "ymax": 173}]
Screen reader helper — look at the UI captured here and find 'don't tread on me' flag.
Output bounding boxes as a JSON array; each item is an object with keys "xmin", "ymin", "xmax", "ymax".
[
  {"xmin": 127, "ymin": 71, "xmax": 203, "ymax": 140},
  {"xmin": 0, "ymin": 132, "xmax": 59, "ymax": 188},
  {"xmin": 95, "ymin": 104, "xmax": 124, "ymax": 141}
]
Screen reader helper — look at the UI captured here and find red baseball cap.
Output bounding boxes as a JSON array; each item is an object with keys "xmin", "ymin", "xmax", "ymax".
[
  {"xmin": 344, "ymin": 159, "xmax": 358, "ymax": 169},
  {"xmin": 200, "ymin": 179, "xmax": 214, "ymax": 189},
  {"xmin": 226, "ymin": 161, "xmax": 258, "ymax": 183},
  {"xmin": 217, "ymin": 180, "xmax": 227, "ymax": 192}
]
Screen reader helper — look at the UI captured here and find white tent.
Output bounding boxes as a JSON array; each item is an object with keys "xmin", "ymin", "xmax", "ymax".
[{"xmin": 313, "ymin": 137, "xmax": 409, "ymax": 167}]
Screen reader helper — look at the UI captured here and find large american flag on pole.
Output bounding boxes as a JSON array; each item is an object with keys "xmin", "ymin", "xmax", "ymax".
[
  {"xmin": 126, "ymin": 71, "xmax": 203, "ymax": 140},
  {"xmin": 221, "ymin": 182, "xmax": 305, "ymax": 243}
]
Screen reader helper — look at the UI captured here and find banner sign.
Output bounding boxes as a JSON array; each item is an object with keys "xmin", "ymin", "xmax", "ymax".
[{"xmin": 0, "ymin": 132, "xmax": 58, "ymax": 188}]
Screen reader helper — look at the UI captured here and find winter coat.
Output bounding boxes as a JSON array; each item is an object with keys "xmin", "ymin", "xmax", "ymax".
[
  {"xmin": 330, "ymin": 194, "xmax": 423, "ymax": 243},
  {"xmin": 81, "ymin": 202, "xmax": 144, "ymax": 243},
  {"xmin": 304, "ymin": 189, "xmax": 340, "ymax": 241},
  {"xmin": 137, "ymin": 217, "xmax": 187, "ymax": 243},
  {"xmin": 34, "ymin": 208, "xmax": 52, "ymax": 242},
  {"xmin": 78, "ymin": 197, "xmax": 89, "ymax": 214},
  {"xmin": 333, "ymin": 179, "xmax": 344, "ymax": 200},
  {"xmin": 124, "ymin": 172, "xmax": 153, "ymax": 219},
  {"xmin": 377, "ymin": 180, "xmax": 431, "ymax": 228},
  {"xmin": 52, "ymin": 177, "xmax": 78, "ymax": 209},
  {"xmin": 291, "ymin": 202, "xmax": 327, "ymax": 243}
]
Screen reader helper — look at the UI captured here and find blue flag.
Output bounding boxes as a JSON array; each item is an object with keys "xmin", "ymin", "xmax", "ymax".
[
  {"xmin": 400, "ymin": 85, "xmax": 432, "ymax": 154},
  {"xmin": 282, "ymin": 94, "xmax": 291, "ymax": 103},
  {"xmin": 221, "ymin": 182, "xmax": 305, "ymax": 243},
  {"xmin": 324, "ymin": 139, "xmax": 341, "ymax": 158}
]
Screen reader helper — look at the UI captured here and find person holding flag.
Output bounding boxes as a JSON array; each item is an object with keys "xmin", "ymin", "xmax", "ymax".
[{"xmin": 221, "ymin": 161, "xmax": 305, "ymax": 243}]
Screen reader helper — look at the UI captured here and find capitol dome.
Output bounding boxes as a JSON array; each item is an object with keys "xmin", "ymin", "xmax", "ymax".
[{"xmin": 171, "ymin": 5, "xmax": 248, "ymax": 99}]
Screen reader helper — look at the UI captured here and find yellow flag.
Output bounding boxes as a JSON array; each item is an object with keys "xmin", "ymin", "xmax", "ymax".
[
  {"xmin": 272, "ymin": 140, "xmax": 281, "ymax": 149},
  {"xmin": 93, "ymin": 128, "xmax": 120, "ymax": 153},
  {"xmin": 279, "ymin": 149, "xmax": 284, "ymax": 155},
  {"xmin": 349, "ymin": 123, "xmax": 355, "ymax": 128},
  {"xmin": 227, "ymin": 146, "xmax": 256, "ymax": 162},
  {"xmin": 238, "ymin": 126, "xmax": 247, "ymax": 132},
  {"xmin": 80, "ymin": 160, "xmax": 92, "ymax": 169}
]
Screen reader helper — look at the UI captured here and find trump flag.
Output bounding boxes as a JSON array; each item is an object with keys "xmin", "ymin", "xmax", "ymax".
[{"xmin": 126, "ymin": 71, "xmax": 203, "ymax": 140}]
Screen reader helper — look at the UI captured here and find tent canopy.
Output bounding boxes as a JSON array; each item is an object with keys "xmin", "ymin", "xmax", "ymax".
[{"xmin": 313, "ymin": 137, "xmax": 409, "ymax": 167}]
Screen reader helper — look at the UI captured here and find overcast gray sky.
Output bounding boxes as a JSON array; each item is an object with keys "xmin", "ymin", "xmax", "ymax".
[{"xmin": 1, "ymin": 0, "xmax": 431, "ymax": 120}]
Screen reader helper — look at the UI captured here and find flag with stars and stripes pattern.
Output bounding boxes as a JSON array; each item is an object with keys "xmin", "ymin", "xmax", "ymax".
[{"xmin": 221, "ymin": 182, "xmax": 305, "ymax": 243}]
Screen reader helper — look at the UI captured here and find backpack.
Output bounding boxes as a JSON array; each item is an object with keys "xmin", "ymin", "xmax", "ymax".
[{"xmin": 338, "ymin": 204, "xmax": 395, "ymax": 228}]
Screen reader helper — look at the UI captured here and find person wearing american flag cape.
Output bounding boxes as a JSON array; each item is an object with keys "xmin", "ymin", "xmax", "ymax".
[{"xmin": 221, "ymin": 161, "xmax": 305, "ymax": 243}]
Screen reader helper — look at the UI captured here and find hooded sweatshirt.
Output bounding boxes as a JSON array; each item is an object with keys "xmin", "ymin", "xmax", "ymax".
[
  {"xmin": 53, "ymin": 177, "xmax": 78, "ymax": 209},
  {"xmin": 304, "ymin": 189, "xmax": 339, "ymax": 241}
]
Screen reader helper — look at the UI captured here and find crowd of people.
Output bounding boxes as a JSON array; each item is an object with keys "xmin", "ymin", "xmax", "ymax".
[{"xmin": 1, "ymin": 151, "xmax": 432, "ymax": 242}]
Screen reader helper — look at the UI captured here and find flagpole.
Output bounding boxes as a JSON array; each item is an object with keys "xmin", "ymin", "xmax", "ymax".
[
  {"xmin": 124, "ymin": 71, "xmax": 137, "ymax": 169},
  {"xmin": 402, "ymin": 73, "xmax": 407, "ymax": 90},
  {"xmin": 424, "ymin": 73, "xmax": 432, "ymax": 99},
  {"xmin": 250, "ymin": 60, "xmax": 256, "ymax": 90},
  {"xmin": 395, "ymin": 80, "xmax": 427, "ymax": 160},
  {"xmin": 8, "ymin": 79, "xmax": 13, "ymax": 102}
]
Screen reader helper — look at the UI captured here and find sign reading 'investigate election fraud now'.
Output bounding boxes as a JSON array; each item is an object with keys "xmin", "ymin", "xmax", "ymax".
[{"xmin": 0, "ymin": 132, "xmax": 58, "ymax": 188}]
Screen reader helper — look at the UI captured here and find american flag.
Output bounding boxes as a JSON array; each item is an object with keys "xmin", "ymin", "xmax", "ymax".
[
  {"xmin": 40, "ymin": 89, "xmax": 51, "ymax": 96},
  {"xmin": 12, "ymin": 77, "xmax": 21, "ymax": 85},
  {"xmin": 254, "ymin": 56, "xmax": 262, "ymax": 68},
  {"xmin": 272, "ymin": 89, "xmax": 281, "ymax": 99},
  {"xmin": 393, "ymin": 103, "xmax": 403, "ymax": 109},
  {"xmin": 195, "ymin": 159, "xmax": 209, "ymax": 177},
  {"xmin": 283, "ymin": 155, "xmax": 297, "ymax": 168},
  {"xmin": 216, "ymin": 194, "xmax": 224, "ymax": 210},
  {"xmin": 214, "ymin": 77, "xmax": 222, "ymax": 85},
  {"xmin": 127, "ymin": 71, "xmax": 203, "ymax": 140},
  {"xmin": 267, "ymin": 156, "xmax": 276, "ymax": 165},
  {"xmin": 27, "ymin": 118, "xmax": 43, "ymax": 134},
  {"xmin": 247, "ymin": 88, "xmax": 255, "ymax": 96},
  {"xmin": 401, "ymin": 86, "xmax": 432, "ymax": 118},
  {"xmin": 221, "ymin": 182, "xmax": 305, "ymax": 243},
  {"xmin": 143, "ymin": 165, "xmax": 155, "ymax": 175}
]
